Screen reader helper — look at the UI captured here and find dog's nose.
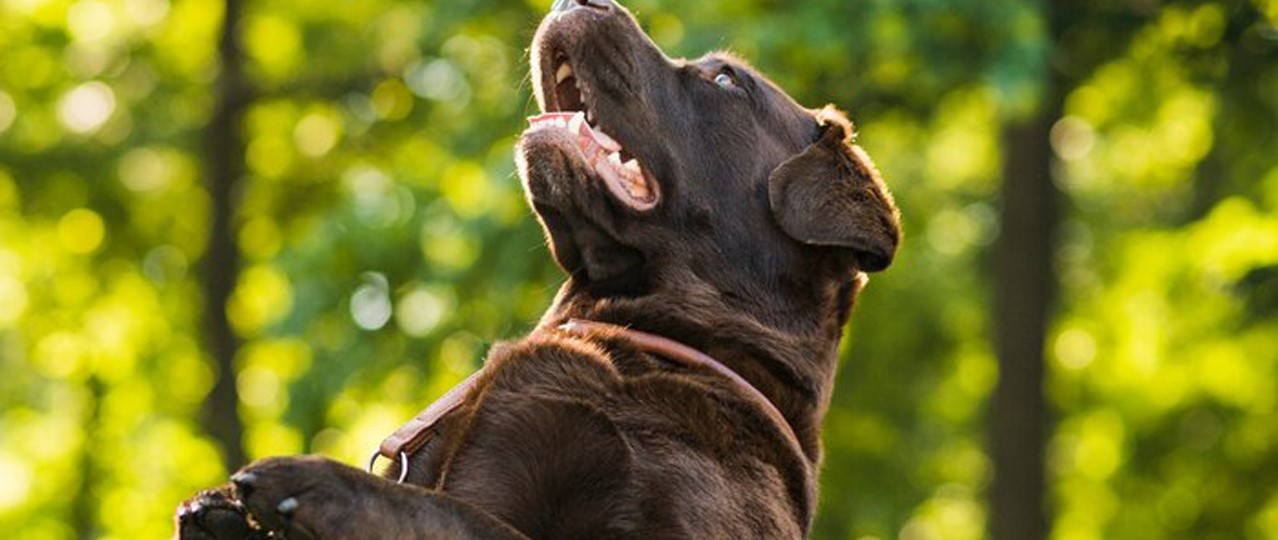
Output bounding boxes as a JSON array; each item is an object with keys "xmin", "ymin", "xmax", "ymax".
[{"xmin": 551, "ymin": 0, "xmax": 612, "ymax": 14}]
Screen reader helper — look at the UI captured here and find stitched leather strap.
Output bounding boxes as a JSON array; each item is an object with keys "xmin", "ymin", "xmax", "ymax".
[
  {"xmin": 370, "ymin": 319, "xmax": 801, "ymax": 480},
  {"xmin": 556, "ymin": 319, "xmax": 800, "ymax": 449},
  {"xmin": 378, "ymin": 370, "xmax": 485, "ymax": 459}
]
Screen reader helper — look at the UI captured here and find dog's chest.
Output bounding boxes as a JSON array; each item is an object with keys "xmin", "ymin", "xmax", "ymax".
[{"xmin": 406, "ymin": 341, "xmax": 809, "ymax": 539}]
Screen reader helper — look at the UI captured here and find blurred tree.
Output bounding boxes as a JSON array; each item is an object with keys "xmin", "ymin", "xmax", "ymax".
[
  {"xmin": 0, "ymin": 0, "xmax": 1275, "ymax": 539},
  {"xmin": 991, "ymin": 57, "xmax": 1059, "ymax": 540},
  {"xmin": 202, "ymin": 0, "xmax": 249, "ymax": 472}
]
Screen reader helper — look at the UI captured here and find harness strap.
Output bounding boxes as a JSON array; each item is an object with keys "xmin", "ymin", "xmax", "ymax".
[{"xmin": 369, "ymin": 319, "xmax": 800, "ymax": 482}]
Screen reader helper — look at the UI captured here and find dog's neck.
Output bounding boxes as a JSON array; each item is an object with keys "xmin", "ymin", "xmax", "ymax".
[{"xmin": 536, "ymin": 272, "xmax": 867, "ymax": 463}]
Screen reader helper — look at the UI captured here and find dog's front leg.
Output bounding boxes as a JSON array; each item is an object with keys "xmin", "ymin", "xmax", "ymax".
[{"xmin": 224, "ymin": 456, "xmax": 529, "ymax": 540}]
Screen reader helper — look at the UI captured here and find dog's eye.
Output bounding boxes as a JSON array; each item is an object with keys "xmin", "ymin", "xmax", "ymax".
[{"xmin": 714, "ymin": 72, "xmax": 736, "ymax": 88}]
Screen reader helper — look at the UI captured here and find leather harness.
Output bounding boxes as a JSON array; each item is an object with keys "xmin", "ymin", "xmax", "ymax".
[{"xmin": 369, "ymin": 319, "xmax": 800, "ymax": 483}]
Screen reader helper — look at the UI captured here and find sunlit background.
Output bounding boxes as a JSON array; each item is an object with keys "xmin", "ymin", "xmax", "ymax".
[{"xmin": 1, "ymin": 0, "xmax": 1277, "ymax": 538}]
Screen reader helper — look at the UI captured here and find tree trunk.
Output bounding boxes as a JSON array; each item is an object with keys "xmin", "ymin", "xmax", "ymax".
[
  {"xmin": 72, "ymin": 377, "xmax": 104, "ymax": 539},
  {"xmin": 201, "ymin": 0, "xmax": 249, "ymax": 472},
  {"xmin": 991, "ymin": 108, "xmax": 1058, "ymax": 540},
  {"xmin": 991, "ymin": 2, "xmax": 1065, "ymax": 533}
]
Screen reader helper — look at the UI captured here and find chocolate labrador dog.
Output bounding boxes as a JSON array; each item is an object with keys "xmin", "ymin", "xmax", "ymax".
[{"xmin": 175, "ymin": 0, "xmax": 899, "ymax": 538}]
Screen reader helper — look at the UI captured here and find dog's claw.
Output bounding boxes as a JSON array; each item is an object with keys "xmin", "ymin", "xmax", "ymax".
[
  {"xmin": 231, "ymin": 472, "xmax": 258, "ymax": 497},
  {"xmin": 178, "ymin": 499, "xmax": 202, "ymax": 517},
  {"xmin": 231, "ymin": 471, "xmax": 258, "ymax": 486},
  {"xmin": 276, "ymin": 497, "xmax": 299, "ymax": 516}
]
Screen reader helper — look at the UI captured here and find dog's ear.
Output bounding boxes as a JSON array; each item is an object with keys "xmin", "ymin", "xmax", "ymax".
[{"xmin": 768, "ymin": 108, "xmax": 901, "ymax": 272}]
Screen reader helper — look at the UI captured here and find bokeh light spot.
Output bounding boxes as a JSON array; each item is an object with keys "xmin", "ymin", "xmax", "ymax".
[
  {"xmin": 241, "ymin": 339, "xmax": 312, "ymax": 380},
  {"xmin": 351, "ymin": 272, "xmax": 392, "ymax": 331},
  {"xmin": 245, "ymin": 424, "xmax": 303, "ymax": 459},
  {"xmin": 141, "ymin": 245, "xmax": 189, "ymax": 285},
  {"xmin": 1075, "ymin": 411, "xmax": 1126, "ymax": 480},
  {"xmin": 440, "ymin": 161, "xmax": 494, "ymax": 218},
  {"xmin": 228, "ymin": 265, "xmax": 293, "ymax": 335},
  {"xmin": 371, "ymin": 79, "xmax": 413, "ymax": 121},
  {"xmin": 246, "ymin": 134, "xmax": 295, "ymax": 178},
  {"xmin": 67, "ymin": 0, "xmax": 116, "ymax": 42},
  {"xmin": 649, "ymin": 13, "xmax": 685, "ymax": 48},
  {"xmin": 58, "ymin": 208, "xmax": 106, "ymax": 254},
  {"xmin": 421, "ymin": 225, "xmax": 479, "ymax": 274},
  {"xmin": 293, "ymin": 112, "xmax": 341, "ymax": 157},
  {"xmin": 1187, "ymin": 3, "xmax": 1226, "ymax": 48},
  {"xmin": 395, "ymin": 285, "xmax": 452, "ymax": 337},
  {"xmin": 124, "ymin": 0, "xmax": 170, "ymax": 27},
  {"xmin": 58, "ymin": 82, "xmax": 116, "ymax": 134},
  {"xmin": 244, "ymin": 15, "xmax": 302, "ymax": 80},
  {"xmin": 0, "ymin": 91, "xmax": 16, "ymax": 134},
  {"xmin": 118, "ymin": 147, "xmax": 173, "ymax": 192},
  {"xmin": 34, "ymin": 332, "xmax": 86, "ymax": 378},
  {"xmin": 405, "ymin": 58, "xmax": 468, "ymax": 103},
  {"xmin": 343, "ymin": 165, "xmax": 409, "ymax": 227},
  {"xmin": 1051, "ymin": 116, "xmax": 1096, "ymax": 162},
  {"xmin": 237, "ymin": 364, "xmax": 282, "ymax": 412},
  {"xmin": 0, "ymin": 452, "xmax": 33, "ymax": 511},
  {"xmin": 0, "ymin": 275, "xmax": 29, "ymax": 327},
  {"xmin": 238, "ymin": 217, "xmax": 282, "ymax": 260},
  {"xmin": 1054, "ymin": 328, "xmax": 1097, "ymax": 370}
]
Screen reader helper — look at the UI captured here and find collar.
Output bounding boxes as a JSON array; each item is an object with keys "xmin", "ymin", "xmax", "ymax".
[
  {"xmin": 370, "ymin": 319, "xmax": 801, "ymax": 483},
  {"xmin": 556, "ymin": 319, "xmax": 799, "ymax": 448}
]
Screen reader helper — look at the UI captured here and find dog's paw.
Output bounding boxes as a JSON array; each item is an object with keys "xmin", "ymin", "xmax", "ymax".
[
  {"xmin": 175, "ymin": 486, "xmax": 269, "ymax": 540},
  {"xmin": 231, "ymin": 456, "xmax": 380, "ymax": 540}
]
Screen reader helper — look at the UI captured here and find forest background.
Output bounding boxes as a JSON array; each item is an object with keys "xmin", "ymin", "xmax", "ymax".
[{"xmin": 1, "ymin": 0, "xmax": 1277, "ymax": 538}]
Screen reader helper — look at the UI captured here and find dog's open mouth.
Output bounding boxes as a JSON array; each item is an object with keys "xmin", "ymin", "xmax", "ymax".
[{"xmin": 527, "ymin": 57, "xmax": 659, "ymax": 212}]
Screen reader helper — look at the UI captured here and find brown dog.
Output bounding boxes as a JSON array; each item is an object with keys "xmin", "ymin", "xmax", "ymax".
[{"xmin": 175, "ymin": 0, "xmax": 900, "ymax": 538}]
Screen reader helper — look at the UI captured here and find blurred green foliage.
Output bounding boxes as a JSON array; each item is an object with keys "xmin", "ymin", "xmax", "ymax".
[{"xmin": 1, "ymin": 0, "xmax": 1276, "ymax": 538}]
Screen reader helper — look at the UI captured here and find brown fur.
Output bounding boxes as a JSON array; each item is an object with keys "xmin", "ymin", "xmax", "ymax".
[{"xmin": 175, "ymin": 0, "xmax": 900, "ymax": 538}]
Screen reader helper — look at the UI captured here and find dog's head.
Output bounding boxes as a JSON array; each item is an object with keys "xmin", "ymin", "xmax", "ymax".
[{"xmin": 518, "ymin": 0, "xmax": 900, "ymax": 303}]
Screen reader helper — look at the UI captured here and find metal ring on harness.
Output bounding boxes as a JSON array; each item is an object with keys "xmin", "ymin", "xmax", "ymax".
[{"xmin": 367, "ymin": 450, "xmax": 410, "ymax": 484}]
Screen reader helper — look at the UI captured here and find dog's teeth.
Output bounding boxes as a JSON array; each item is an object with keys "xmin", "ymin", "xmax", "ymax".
[
  {"xmin": 625, "ymin": 174, "xmax": 650, "ymax": 198},
  {"xmin": 556, "ymin": 63, "xmax": 573, "ymax": 84},
  {"xmin": 568, "ymin": 112, "xmax": 585, "ymax": 134},
  {"xmin": 593, "ymin": 129, "xmax": 621, "ymax": 152},
  {"xmin": 586, "ymin": 109, "xmax": 594, "ymax": 124},
  {"xmin": 623, "ymin": 159, "xmax": 640, "ymax": 174},
  {"xmin": 608, "ymin": 152, "xmax": 623, "ymax": 167}
]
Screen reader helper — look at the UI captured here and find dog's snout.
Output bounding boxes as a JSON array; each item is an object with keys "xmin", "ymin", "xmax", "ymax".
[{"xmin": 551, "ymin": 0, "xmax": 612, "ymax": 15}]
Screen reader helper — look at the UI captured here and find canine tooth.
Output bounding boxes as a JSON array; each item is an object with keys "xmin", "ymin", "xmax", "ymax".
[
  {"xmin": 586, "ymin": 109, "xmax": 594, "ymax": 124},
  {"xmin": 556, "ymin": 63, "xmax": 573, "ymax": 84},
  {"xmin": 593, "ymin": 130, "xmax": 621, "ymax": 152},
  {"xmin": 623, "ymin": 159, "xmax": 641, "ymax": 174},
  {"xmin": 608, "ymin": 152, "xmax": 623, "ymax": 167},
  {"xmin": 568, "ymin": 112, "xmax": 585, "ymax": 134}
]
